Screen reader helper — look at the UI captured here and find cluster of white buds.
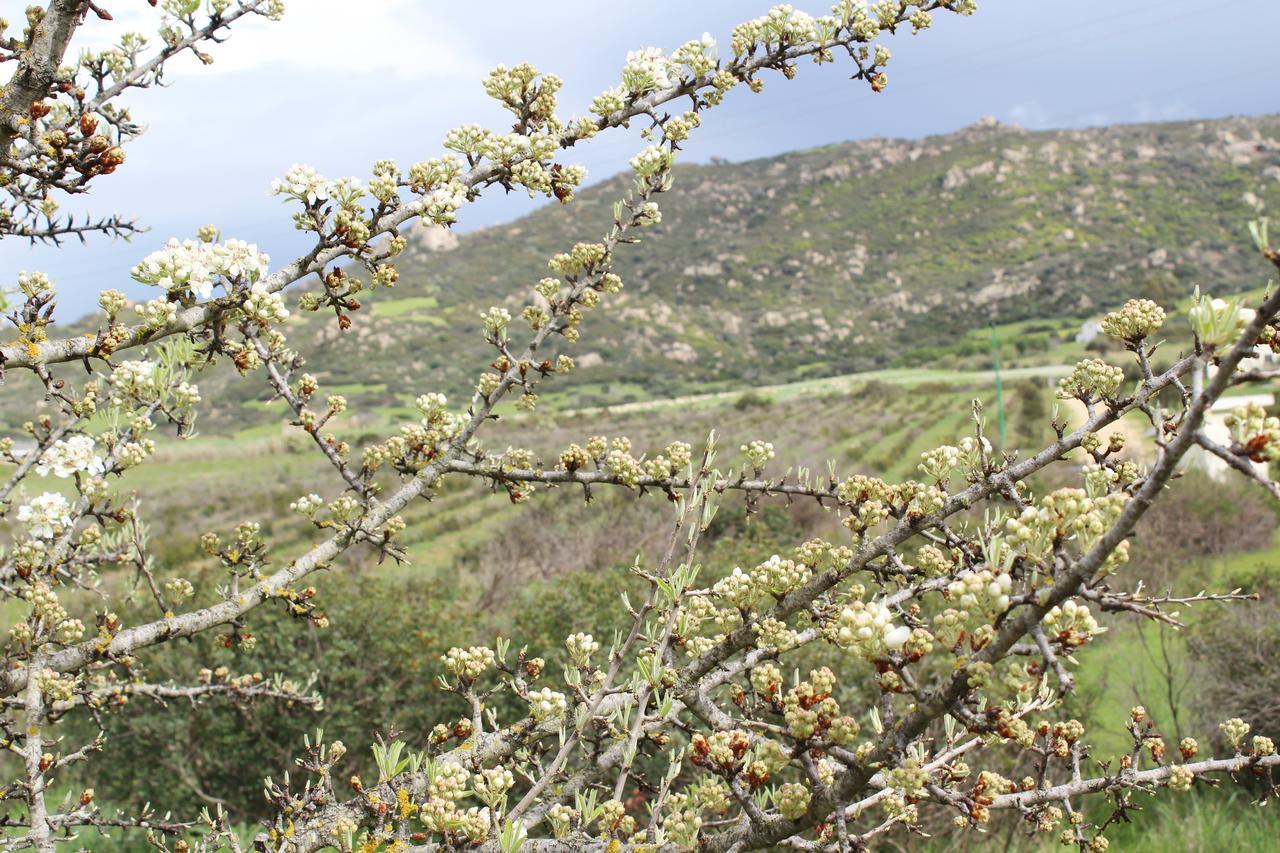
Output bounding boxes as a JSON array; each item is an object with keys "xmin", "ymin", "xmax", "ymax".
[
  {"xmin": 484, "ymin": 63, "xmax": 562, "ymax": 121},
  {"xmin": 901, "ymin": 480, "xmax": 947, "ymax": 516},
  {"xmin": 53, "ymin": 616, "xmax": 86, "ymax": 645},
  {"xmin": 740, "ymin": 439, "xmax": 775, "ymax": 470},
  {"xmin": 429, "ymin": 762, "xmax": 470, "ymax": 801},
  {"xmin": 1100, "ymin": 298, "xmax": 1166, "ymax": 340},
  {"xmin": 606, "ymin": 448, "xmax": 646, "ymax": 488},
  {"xmin": 164, "ymin": 577, "xmax": 194, "ymax": 605},
  {"xmin": 16, "ymin": 492, "xmax": 73, "ymax": 539},
  {"xmin": 837, "ymin": 473, "xmax": 893, "ymax": 505},
  {"xmin": 241, "ymin": 283, "xmax": 289, "ymax": 326},
  {"xmin": 915, "ymin": 543, "xmax": 955, "ymax": 577},
  {"xmin": 367, "ymin": 159, "xmax": 399, "ymax": 204},
  {"xmin": 415, "ymin": 183, "xmax": 468, "ymax": 225},
  {"xmin": 1188, "ymin": 290, "xmax": 1256, "ymax": 348},
  {"xmin": 1220, "ymin": 717, "xmax": 1251, "ymax": 750},
  {"xmin": 959, "ymin": 435, "xmax": 991, "ymax": 468},
  {"xmin": 634, "ymin": 200, "xmax": 663, "ymax": 227},
  {"xmin": 289, "ymin": 493, "xmax": 323, "ymax": 517},
  {"xmin": 408, "ymin": 155, "xmax": 463, "ymax": 191},
  {"xmin": 672, "ymin": 32, "xmax": 718, "ymax": 76},
  {"xmin": 17, "ymin": 270, "xmax": 53, "ymax": 297},
  {"xmin": 1005, "ymin": 487, "xmax": 1127, "ymax": 561},
  {"xmin": 472, "ymin": 766, "xmax": 515, "ymax": 808},
  {"xmin": 1058, "ymin": 358, "xmax": 1125, "ymax": 401},
  {"xmin": 1223, "ymin": 402, "xmax": 1280, "ymax": 462},
  {"xmin": 836, "ymin": 474, "xmax": 898, "ymax": 533},
  {"xmin": 1167, "ymin": 764, "xmax": 1195, "ymax": 792},
  {"xmin": 1041, "ymin": 600, "xmax": 1106, "ymax": 648},
  {"xmin": 34, "ymin": 668, "xmax": 76, "ymax": 703},
  {"xmin": 908, "ymin": 9, "xmax": 933, "ymax": 33},
  {"xmin": 558, "ymin": 444, "xmax": 591, "ymax": 472},
  {"xmin": 419, "ymin": 799, "xmax": 488, "ymax": 840},
  {"xmin": 25, "ymin": 581, "xmax": 68, "ymax": 628},
  {"xmin": 441, "ymin": 645, "xmax": 495, "ymax": 682},
  {"xmin": 713, "ymin": 568, "xmax": 757, "ymax": 611},
  {"xmin": 362, "ymin": 397, "xmax": 467, "ymax": 473},
  {"xmin": 688, "ymin": 776, "xmax": 733, "ymax": 813},
  {"xmin": 548, "ymin": 242, "xmax": 608, "ymax": 278},
  {"xmin": 691, "ymin": 729, "xmax": 752, "ymax": 771},
  {"xmin": 885, "ymin": 761, "xmax": 931, "ymax": 799},
  {"xmin": 794, "ymin": 538, "xmax": 853, "ymax": 572},
  {"xmin": 781, "ymin": 668, "xmax": 841, "ymax": 739},
  {"xmin": 443, "ymin": 124, "xmax": 489, "ymax": 157},
  {"xmin": 481, "ymin": 132, "xmax": 556, "ymax": 166},
  {"xmin": 480, "ymin": 306, "xmax": 511, "ymax": 342},
  {"xmin": 825, "ymin": 596, "xmax": 910, "ymax": 659},
  {"xmin": 642, "ymin": 441, "xmax": 692, "ymax": 480},
  {"xmin": 327, "ymin": 495, "xmax": 363, "ymax": 522},
  {"xmin": 117, "ymin": 439, "xmax": 156, "ymax": 469},
  {"xmin": 527, "ymin": 687, "xmax": 568, "ymax": 722},
  {"xmin": 621, "ymin": 47, "xmax": 679, "ymax": 95},
  {"xmin": 750, "ymin": 662, "xmax": 783, "ymax": 698},
  {"xmin": 1081, "ymin": 463, "xmax": 1120, "ymax": 498},
  {"xmin": 751, "ymin": 554, "xmax": 811, "ymax": 597},
  {"xmin": 131, "ymin": 237, "xmax": 269, "ymax": 299},
  {"xmin": 774, "ymin": 782, "xmax": 811, "ymax": 820},
  {"xmin": 415, "ymin": 392, "xmax": 449, "ymax": 419},
  {"xmin": 919, "ymin": 443, "xmax": 962, "ymax": 482},
  {"xmin": 662, "ymin": 809, "xmax": 703, "ymax": 849},
  {"xmin": 134, "ymin": 297, "xmax": 177, "ymax": 329},
  {"xmin": 945, "ymin": 569, "xmax": 1013, "ymax": 614},
  {"xmin": 546, "ymin": 803, "xmax": 576, "ymax": 839},
  {"xmin": 565, "ymin": 632, "xmax": 600, "ymax": 667},
  {"xmin": 36, "ymin": 434, "xmax": 104, "ymax": 479},
  {"xmin": 630, "ymin": 145, "xmax": 675, "ymax": 180},
  {"xmin": 753, "ymin": 615, "xmax": 799, "ymax": 651},
  {"xmin": 732, "ymin": 5, "xmax": 819, "ymax": 56},
  {"xmin": 98, "ymin": 288, "xmax": 129, "ymax": 319}
]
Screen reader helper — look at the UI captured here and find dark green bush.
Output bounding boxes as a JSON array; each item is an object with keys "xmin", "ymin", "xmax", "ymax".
[{"xmin": 67, "ymin": 570, "xmax": 477, "ymax": 821}]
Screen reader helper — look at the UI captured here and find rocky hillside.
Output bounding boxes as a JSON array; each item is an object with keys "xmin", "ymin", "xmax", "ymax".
[{"xmin": 16, "ymin": 114, "xmax": 1280, "ymax": 427}]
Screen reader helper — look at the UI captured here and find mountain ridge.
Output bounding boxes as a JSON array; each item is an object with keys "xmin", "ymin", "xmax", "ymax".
[
  {"xmin": 10, "ymin": 112, "xmax": 1280, "ymax": 428},
  {"xmin": 337, "ymin": 111, "xmax": 1279, "ymax": 405}
]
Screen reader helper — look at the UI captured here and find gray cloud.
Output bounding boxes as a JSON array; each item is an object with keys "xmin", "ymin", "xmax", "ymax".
[{"xmin": 4, "ymin": 0, "xmax": 1277, "ymax": 319}]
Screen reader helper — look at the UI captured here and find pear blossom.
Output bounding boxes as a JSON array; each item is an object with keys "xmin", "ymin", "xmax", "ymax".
[
  {"xmin": 271, "ymin": 164, "xmax": 333, "ymax": 205},
  {"xmin": 36, "ymin": 435, "xmax": 105, "ymax": 479},
  {"xmin": 110, "ymin": 359, "xmax": 159, "ymax": 398},
  {"xmin": 17, "ymin": 492, "xmax": 73, "ymax": 539},
  {"xmin": 131, "ymin": 237, "xmax": 269, "ymax": 298},
  {"xmin": 621, "ymin": 46, "xmax": 678, "ymax": 95}
]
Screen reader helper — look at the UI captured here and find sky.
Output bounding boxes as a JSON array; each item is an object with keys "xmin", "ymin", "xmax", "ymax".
[{"xmin": 5, "ymin": 0, "xmax": 1279, "ymax": 320}]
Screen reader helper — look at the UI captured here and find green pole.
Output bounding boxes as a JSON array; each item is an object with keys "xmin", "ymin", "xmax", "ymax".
[{"xmin": 990, "ymin": 319, "xmax": 1006, "ymax": 448}]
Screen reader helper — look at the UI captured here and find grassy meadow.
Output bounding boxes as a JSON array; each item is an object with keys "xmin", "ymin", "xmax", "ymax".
[{"xmin": 4, "ymin": 320, "xmax": 1279, "ymax": 850}]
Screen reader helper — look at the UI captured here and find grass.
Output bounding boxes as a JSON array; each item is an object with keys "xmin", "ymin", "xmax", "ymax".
[{"xmin": 369, "ymin": 295, "xmax": 440, "ymax": 317}]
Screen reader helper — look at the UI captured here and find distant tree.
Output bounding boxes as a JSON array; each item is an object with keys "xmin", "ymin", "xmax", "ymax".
[
  {"xmin": 2, "ymin": 3, "xmax": 1279, "ymax": 852},
  {"xmin": 1138, "ymin": 269, "xmax": 1185, "ymax": 308}
]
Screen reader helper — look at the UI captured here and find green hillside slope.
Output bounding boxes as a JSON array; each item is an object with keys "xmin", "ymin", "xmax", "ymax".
[{"xmin": 8, "ymin": 113, "xmax": 1280, "ymax": 429}]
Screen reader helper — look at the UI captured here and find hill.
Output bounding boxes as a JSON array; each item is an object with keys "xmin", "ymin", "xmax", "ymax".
[{"xmin": 9, "ymin": 113, "xmax": 1280, "ymax": 428}]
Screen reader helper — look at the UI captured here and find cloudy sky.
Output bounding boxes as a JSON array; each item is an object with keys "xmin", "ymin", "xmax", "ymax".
[{"xmin": 6, "ymin": 0, "xmax": 1279, "ymax": 319}]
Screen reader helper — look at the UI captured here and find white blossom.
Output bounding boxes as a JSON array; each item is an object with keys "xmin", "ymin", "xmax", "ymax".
[
  {"xmin": 36, "ymin": 435, "xmax": 105, "ymax": 479},
  {"xmin": 17, "ymin": 492, "xmax": 73, "ymax": 539},
  {"xmin": 131, "ymin": 237, "xmax": 269, "ymax": 299}
]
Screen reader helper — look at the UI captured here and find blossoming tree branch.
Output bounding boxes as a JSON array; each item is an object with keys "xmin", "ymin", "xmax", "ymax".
[{"xmin": 1, "ymin": 1, "xmax": 1278, "ymax": 851}]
